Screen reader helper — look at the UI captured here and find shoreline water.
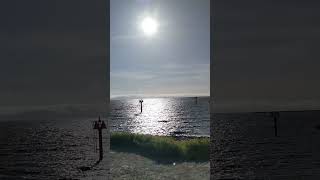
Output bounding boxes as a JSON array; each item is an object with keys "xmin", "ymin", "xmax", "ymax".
[
  {"xmin": 110, "ymin": 132, "xmax": 209, "ymax": 162},
  {"xmin": 1, "ymin": 110, "xmax": 320, "ymax": 179}
]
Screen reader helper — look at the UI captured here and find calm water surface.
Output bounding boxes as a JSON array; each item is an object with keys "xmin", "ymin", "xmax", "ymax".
[
  {"xmin": 0, "ymin": 97, "xmax": 209, "ymax": 179},
  {"xmin": 110, "ymin": 97, "xmax": 210, "ymax": 136},
  {"xmin": 1, "ymin": 97, "xmax": 319, "ymax": 179}
]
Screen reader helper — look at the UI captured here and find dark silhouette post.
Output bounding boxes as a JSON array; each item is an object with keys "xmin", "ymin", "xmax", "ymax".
[
  {"xmin": 139, "ymin": 99, "xmax": 143, "ymax": 113},
  {"xmin": 272, "ymin": 112, "xmax": 280, "ymax": 137},
  {"xmin": 93, "ymin": 116, "xmax": 106, "ymax": 161}
]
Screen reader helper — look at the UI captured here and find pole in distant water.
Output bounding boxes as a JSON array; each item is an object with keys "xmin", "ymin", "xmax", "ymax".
[
  {"xmin": 272, "ymin": 112, "xmax": 279, "ymax": 137},
  {"xmin": 139, "ymin": 99, "xmax": 144, "ymax": 113},
  {"xmin": 93, "ymin": 116, "xmax": 107, "ymax": 161}
]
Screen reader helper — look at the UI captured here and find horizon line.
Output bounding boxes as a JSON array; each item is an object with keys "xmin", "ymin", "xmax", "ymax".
[{"xmin": 111, "ymin": 94, "xmax": 210, "ymax": 99}]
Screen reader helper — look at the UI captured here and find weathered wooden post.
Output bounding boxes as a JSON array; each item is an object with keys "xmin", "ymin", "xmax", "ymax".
[
  {"xmin": 93, "ymin": 116, "xmax": 107, "ymax": 161},
  {"xmin": 139, "ymin": 99, "xmax": 143, "ymax": 113},
  {"xmin": 272, "ymin": 112, "xmax": 280, "ymax": 137}
]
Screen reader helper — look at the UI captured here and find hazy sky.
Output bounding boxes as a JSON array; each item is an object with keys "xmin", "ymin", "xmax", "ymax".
[
  {"xmin": 110, "ymin": 0, "xmax": 210, "ymax": 98},
  {"xmin": 212, "ymin": 0, "xmax": 320, "ymax": 112},
  {"xmin": 0, "ymin": 1, "xmax": 108, "ymax": 107}
]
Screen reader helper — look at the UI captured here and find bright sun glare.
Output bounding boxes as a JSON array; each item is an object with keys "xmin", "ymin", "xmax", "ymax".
[{"xmin": 141, "ymin": 17, "xmax": 158, "ymax": 36}]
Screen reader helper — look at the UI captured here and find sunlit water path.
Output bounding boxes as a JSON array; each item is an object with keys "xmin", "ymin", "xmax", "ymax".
[{"xmin": 110, "ymin": 97, "xmax": 210, "ymax": 137}]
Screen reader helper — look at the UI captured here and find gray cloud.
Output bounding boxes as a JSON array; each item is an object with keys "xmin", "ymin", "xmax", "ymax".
[{"xmin": 111, "ymin": 62, "xmax": 209, "ymax": 97}]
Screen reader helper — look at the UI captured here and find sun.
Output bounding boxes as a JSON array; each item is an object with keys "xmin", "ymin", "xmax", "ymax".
[{"xmin": 140, "ymin": 17, "xmax": 158, "ymax": 36}]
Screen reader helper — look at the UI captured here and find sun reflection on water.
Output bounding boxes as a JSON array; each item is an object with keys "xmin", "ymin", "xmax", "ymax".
[
  {"xmin": 129, "ymin": 98, "xmax": 175, "ymax": 135},
  {"xmin": 111, "ymin": 97, "xmax": 210, "ymax": 136}
]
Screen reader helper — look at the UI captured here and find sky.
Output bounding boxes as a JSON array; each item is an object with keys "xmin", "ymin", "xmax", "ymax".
[
  {"xmin": 0, "ymin": 0, "xmax": 108, "ymax": 107},
  {"xmin": 212, "ymin": 0, "xmax": 320, "ymax": 112},
  {"xmin": 110, "ymin": 0, "xmax": 210, "ymax": 98},
  {"xmin": 2, "ymin": 0, "xmax": 320, "ymax": 112}
]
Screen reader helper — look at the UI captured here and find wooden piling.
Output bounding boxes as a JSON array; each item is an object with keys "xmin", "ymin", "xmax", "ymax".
[
  {"xmin": 139, "ymin": 99, "xmax": 143, "ymax": 113},
  {"xmin": 272, "ymin": 112, "xmax": 279, "ymax": 137},
  {"xmin": 93, "ymin": 116, "xmax": 106, "ymax": 161}
]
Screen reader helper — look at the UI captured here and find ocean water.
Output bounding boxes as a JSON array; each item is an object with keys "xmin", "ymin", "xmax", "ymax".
[
  {"xmin": 110, "ymin": 97, "xmax": 210, "ymax": 136},
  {"xmin": 1, "ymin": 97, "xmax": 319, "ymax": 179},
  {"xmin": 0, "ymin": 117, "xmax": 108, "ymax": 179},
  {"xmin": 210, "ymin": 111, "xmax": 320, "ymax": 179},
  {"xmin": 0, "ymin": 97, "xmax": 209, "ymax": 179}
]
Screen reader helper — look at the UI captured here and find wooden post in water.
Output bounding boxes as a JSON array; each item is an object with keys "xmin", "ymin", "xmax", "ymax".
[
  {"xmin": 139, "ymin": 99, "xmax": 143, "ymax": 113},
  {"xmin": 272, "ymin": 112, "xmax": 280, "ymax": 137},
  {"xmin": 93, "ymin": 116, "xmax": 106, "ymax": 161}
]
